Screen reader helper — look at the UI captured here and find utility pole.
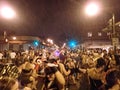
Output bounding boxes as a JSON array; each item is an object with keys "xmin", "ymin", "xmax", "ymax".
[
  {"xmin": 112, "ymin": 14, "xmax": 115, "ymax": 35},
  {"xmin": 111, "ymin": 14, "xmax": 119, "ymax": 54},
  {"xmin": 102, "ymin": 14, "xmax": 119, "ymax": 54}
]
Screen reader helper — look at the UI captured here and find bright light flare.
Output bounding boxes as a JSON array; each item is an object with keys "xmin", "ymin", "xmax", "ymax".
[
  {"xmin": 33, "ymin": 40, "xmax": 39, "ymax": 47},
  {"xmin": 85, "ymin": 2, "xmax": 100, "ymax": 16},
  {"xmin": 54, "ymin": 50, "xmax": 60, "ymax": 57},
  {"xmin": 5, "ymin": 38, "xmax": 8, "ymax": 42},
  {"xmin": 47, "ymin": 38, "xmax": 53, "ymax": 44},
  {"xmin": 0, "ymin": 6, "xmax": 16, "ymax": 19},
  {"xmin": 68, "ymin": 40, "xmax": 77, "ymax": 48},
  {"xmin": 12, "ymin": 36, "xmax": 16, "ymax": 40}
]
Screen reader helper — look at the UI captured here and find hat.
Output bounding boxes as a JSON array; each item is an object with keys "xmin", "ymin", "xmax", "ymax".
[
  {"xmin": 96, "ymin": 58, "xmax": 106, "ymax": 68},
  {"xmin": 44, "ymin": 67, "xmax": 54, "ymax": 75}
]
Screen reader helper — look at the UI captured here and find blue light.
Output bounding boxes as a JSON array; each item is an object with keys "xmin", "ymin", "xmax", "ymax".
[
  {"xmin": 68, "ymin": 40, "xmax": 77, "ymax": 48},
  {"xmin": 33, "ymin": 40, "xmax": 39, "ymax": 47}
]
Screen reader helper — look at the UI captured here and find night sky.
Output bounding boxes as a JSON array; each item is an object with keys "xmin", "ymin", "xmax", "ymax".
[{"xmin": 0, "ymin": 0, "xmax": 120, "ymax": 45}]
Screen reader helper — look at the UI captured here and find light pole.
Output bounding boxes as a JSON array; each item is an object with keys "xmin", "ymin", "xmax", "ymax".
[
  {"xmin": 103, "ymin": 14, "xmax": 119, "ymax": 53},
  {"xmin": 0, "ymin": 5, "xmax": 16, "ymax": 50},
  {"xmin": 112, "ymin": 14, "xmax": 115, "ymax": 35},
  {"xmin": 85, "ymin": 2, "xmax": 119, "ymax": 53},
  {"xmin": 110, "ymin": 14, "xmax": 119, "ymax": 54},
  {"xmin": 85, "ymin": 2, "xmax": 100, "ymax": 48}
]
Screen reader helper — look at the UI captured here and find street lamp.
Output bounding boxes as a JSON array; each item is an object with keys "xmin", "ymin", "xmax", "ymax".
[
  {"xmin": 0, "ymin": 6, "xmax": 16, "ymax": 19},
  {"xmin": 0, "ymin": 5, "xmax": 16, "ymax": 38},
  {"xmin": 85, "ymin": 2, "xmax": 100, "ymax": 48},
  {"xmin": 102, "ymin": 14, "xmax": 119, "ymax": 53},
  {"xmin": 85, "ymin": 2, "xmax": 119, "ymax": 53},
  {"xmin": 0, "ymin": 6, "xmax": 16, "ymax": 38},
  {"xmin": 0, "ymin": 5, "xmax": 16, "ymax": 50},
  {"xmin": 85, "ymin": 2, "xmax": 100, "ymax": 16},
  {"xmin": 12, "ymin": 36, "xmax": 17, "ymax": 40}
]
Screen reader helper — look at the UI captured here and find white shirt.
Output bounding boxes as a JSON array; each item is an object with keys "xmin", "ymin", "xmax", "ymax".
[
  {"xmin": 10, "ymin": 52, "xmax": 16, "ymax": 59},
  {"xmin": 0, "ymin": 53, "xmax": 3, "ymax": 59}
]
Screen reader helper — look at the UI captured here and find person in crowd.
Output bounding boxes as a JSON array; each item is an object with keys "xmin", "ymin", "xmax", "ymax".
[
  {"xmin": 114, "ymin": 54, "xmax": 120, "ymax": 66},
  {"xmin": 0, "ymin": 51, "xmax": 3, "ymax": 60},
  {"xmin": 105, "ymin": 69, "xmax": 120, "ymax": 90},
  {"xmin": 49, "ymin": 58, "xmax": 71, "ymax": 76},
  {"xmin": 18, "ymin": 59, "xmax": 37, "ymax": 90},
  {"xmin": 46, "ymin": 58, "xmax": 71, "ymax": 89},
  {"xmin": 99, "ymin": 69, "xmax": 120, "ymax": 90},
  {"xmin": 80, "ymin": 57, "xmax": 106, "ymax": 90},
  {"xmin": 102, "ymin": 54, "xmax": 111, "ymax": 71},
  {"xmin": 34, "ymin": 57, "xmax": 43, "ymax": 74},
  {"xmin": 59, "ymin": 50, "xmax": 66, "ymax": 63},
  {"xmin": 43, "ymin": 65, "xmax": 65, "ymax": 90},
  {"xmin": 0, "ymin": 77, "xmax": 19, "ymax": 90},
  {"xmin": 66, "ymin": 58, "xmax": 77, "ymax": 85},
  {"xmin": 9, "ymin": 50, "xmax": 16, "ymax": 63}
]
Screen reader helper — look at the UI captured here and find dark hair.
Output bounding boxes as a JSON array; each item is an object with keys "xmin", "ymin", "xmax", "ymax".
[
  {"xmin": 106, "ymin": 70, "xmax": 119, "ymax": 89},
  {"xmin": 44, "ymin": 67, "xmax": 54, "ymax": 75},
  {"xmin": 48, "ymin": 59, "xmax": 57, "ymax": 63},
  {"xmin": 114, "ymin": 55, "xmax": 120, "ymax": 65},
  {"xmin": 0, "ymin": 77, "xmax": 17, "ymax": 90},
  {"xmin": 96, "ymin": 58, "xmax": 106, "ymax": 68}
]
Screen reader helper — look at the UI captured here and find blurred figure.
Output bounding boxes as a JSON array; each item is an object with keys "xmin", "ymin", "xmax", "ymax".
[
  {"xmin": 105, "ymin": 69, "xmax": 120, "ymax": 90},
  {"xmin": 0, "ymin": 77, "xmax": 19, "ymax": 90},
  {"xmin": 0, "ymin": 51, "xmax": 3, "ymax": 60},
  {"xmin": 66, "ymin": 58, "xmax": 76, "ymax": 85},
  {"xmin": 18, "ymin": 60, "xmax": 37, "ymax": 90},
  {"xmin": 43, "ymin": 66, "xmax": 65, "ymax": 90},
  {"xmin": 79, "ymin": 57, "xmax": 106, "ymax": 90}
]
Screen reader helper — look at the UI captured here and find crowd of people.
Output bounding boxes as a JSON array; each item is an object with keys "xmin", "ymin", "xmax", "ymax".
[{"xmin": 0, "ymin": 47, "xmax": 120, "ymax": 90}]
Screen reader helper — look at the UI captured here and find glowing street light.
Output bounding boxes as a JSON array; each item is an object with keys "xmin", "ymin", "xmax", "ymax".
[
  {"xmin": 0, "ymin": 4, "xmax": 16, "ymax": 50},
  {"xmin": 0, "ymin": 5, "xmax": 16, "ymax": 41},
  {"xmin": 47, "ymin": 38, "xmax": 54, "ymax": 44},
  {"xmin": 5, "ymin": 38, "xmax": 8, "ymax": 42},
  {"xmin": 85, "ymin": 2, "xmax": 100, "ymax": 16},
  {"xmin": 0, "ymin": 6, "xmax": 16, "ymax": 19},
  {"xmin": 85, "ymin": 2, "xmax": 118, "ymax": 53},
  {"xmin": 12, "ymin": 36, "xmax": 16, "ymax": 40}
]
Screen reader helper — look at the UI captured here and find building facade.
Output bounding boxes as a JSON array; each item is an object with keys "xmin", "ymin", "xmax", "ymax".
[{"xmin": 0, "ymin": 36, "xmax": 43, "ymax": 51}]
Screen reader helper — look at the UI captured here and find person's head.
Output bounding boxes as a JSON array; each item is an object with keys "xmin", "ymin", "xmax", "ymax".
[
  {"xmin": 96, "ymin": 57, "xmax": 106, "ymax": 68},
  {"xmin": 44, "ymin": 67, "xmax": 56, "ymax": 81},
  {"xmin": 49, "ymin": 58, "xmax": 57, "ymax": 63},
  {"xmin": 106, "ymin": 69, "xmax": 120, "ymax": 88},
  {"xmin": 35, "ymin": 58, "xmax": 42, "ymax": 65},
  {"xmin": 0, "ymin": 77, "xmax": 19, "ymax": 90},
  {"xmin": 22, "ymin": 62, "xmax": 33, "ymax": 75}
]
